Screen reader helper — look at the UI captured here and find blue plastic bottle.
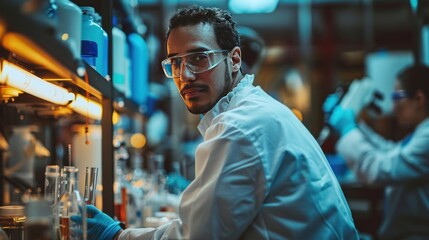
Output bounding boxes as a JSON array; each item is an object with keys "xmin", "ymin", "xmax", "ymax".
[
  {"xmin": 128, "ymin": 33, "xmax": 149, "ymax": 106},
  {"xmin": 80, "ymin": 7, "xmax": 107, "ymax": 78},
  {"xmin": 93, "ymin": 12, "xmax": 109, "ymax": 78},
  {"xmin": 112, "ymin": 17, "xmax": 129, "ymax": 94},
  {"xmin": 124, "ymin": 38, "xmax": 132, "ymax": 98}
]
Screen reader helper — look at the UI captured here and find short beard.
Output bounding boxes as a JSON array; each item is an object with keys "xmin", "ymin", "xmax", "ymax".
[
  {"xmin": 187, "ymin": 65, "xmax": 233, "ymax": 115},
  {"xmin": 220, "ymin": 64, "xmax": 233, "ymax": 99}
]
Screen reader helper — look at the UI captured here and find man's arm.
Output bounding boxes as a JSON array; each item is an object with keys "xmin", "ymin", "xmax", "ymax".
[{"xmin": 179, "ymin": 121, "xmax": 266, "ymax": 239}]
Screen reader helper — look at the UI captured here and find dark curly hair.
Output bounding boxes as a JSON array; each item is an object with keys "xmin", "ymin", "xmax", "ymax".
[
  {"xmin": 397, "ymin": 64, "xmax": 429, "ymax": 111},
  {"xmin": 166, "ymin": 5, "xmax": 240, "ymax": 51}
]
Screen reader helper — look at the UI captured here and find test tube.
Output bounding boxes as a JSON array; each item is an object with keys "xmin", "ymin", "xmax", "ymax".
[
  {"xmin": 84, "ymin": 167, "xmax": 98, "ymax": 205},
  {"xmin": 44, "ymin": 165, "xmax": 60, "ymax": 205},
  {"xmin": 59, "ymin": 166, "xmax": 75, "ymax": 198}
]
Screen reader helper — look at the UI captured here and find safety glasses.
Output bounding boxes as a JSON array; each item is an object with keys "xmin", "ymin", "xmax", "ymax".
[
  {"xmin": 161, "ymin": 50, "xmax": 229, "ymax": 78},
  {"xmin": 391, "ymin": 90, "xmax": 409, "ymax": 101}
]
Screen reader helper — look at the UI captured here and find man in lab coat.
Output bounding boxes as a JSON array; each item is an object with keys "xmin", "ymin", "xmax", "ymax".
[
  {"xmin": 80, "ymin": 5, "xmax": 358, "ymax": 240},
  {"xmin": 329, "ymin": 65, "xmax": 429, "ymax": 239}
]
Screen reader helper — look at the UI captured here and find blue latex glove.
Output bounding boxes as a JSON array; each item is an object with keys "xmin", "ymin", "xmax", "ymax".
[
  {"xmin": 323, "ymin": 93, "xmax": 341, "ymax": 114},
  {"xmin": 71, "ymin": 205, "xmax": 122, "ymax": 240},
  {"xmin": 167, "ymin": 172, "xmax": 191, "ymax": 194},
  {"xmin": 328, "ymin": 106, "xmax": 357, "ymax": 137}
]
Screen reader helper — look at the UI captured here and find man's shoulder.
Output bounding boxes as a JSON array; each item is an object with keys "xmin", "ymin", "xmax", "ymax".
[{"xmin": 231, "ymin": 86, "xmax": 286, "ymax": 112}]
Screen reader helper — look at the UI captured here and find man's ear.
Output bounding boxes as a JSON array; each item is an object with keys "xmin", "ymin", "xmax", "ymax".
[
  {"xmin": 415, "ymin": 89, "xmax": 427, "ymax": 109},
  {"xmin": 230, "ymin": 46, "xmax": 242, "ymax": 73}
]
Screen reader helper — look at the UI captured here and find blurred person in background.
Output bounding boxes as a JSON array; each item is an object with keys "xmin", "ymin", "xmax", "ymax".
[
  {"xmin": 328, "ymin": 65, "xmax": 429, "ymax": 239},
  {"xmin": 75, "ymin": 5, "xmax": 358, "ymax": 240},
  {"xmin": 237, "ymin": 25, "xmax": 266, "ymax": 75}
]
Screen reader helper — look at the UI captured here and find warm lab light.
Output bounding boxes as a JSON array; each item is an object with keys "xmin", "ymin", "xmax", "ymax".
[
  {"xmin": 68, "ymin": 94, "xmax": 102, "ymax": 121},
  {"xmin": 112, "ymin": 111, "xmax": 120, "ymax": 125},
  {"xmin": 0, "ymin": 20, "xmax": 6, "ymax": 40},
  {"xmin": 130, "ymin": 133, "xmax": 146, "ymax": 149},
  {"xmin": 2, "ymin": 32, "xmax": 72, "ymax": 79},
  {"xmin": 0, "ymin": 60, "xmax": 74, "ymax": 105},
  {"xmin": 229, "ymin": 0, "xmax": 279, "ymax": 13}
]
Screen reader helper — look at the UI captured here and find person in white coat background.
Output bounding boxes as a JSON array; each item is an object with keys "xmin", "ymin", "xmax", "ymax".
[
  {"xmin": 75, "ymin": 5, "xmax": 359, "ymax": 240},
  {"xmin": 329, "ymin": 65, "xmax": 429, "ymax": 240}
]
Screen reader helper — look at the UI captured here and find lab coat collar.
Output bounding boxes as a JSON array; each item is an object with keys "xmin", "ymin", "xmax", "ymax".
[
  {"xmin": 415, "ymin": 116, "xmax": 429, "ymax": 132},
  {"xmin": 198, "ymin": 74, "xmax": 255, "ymax": 136},
  {"xmin": 401, "ymin": 117, "xmax": 429, "ymax": 146}
]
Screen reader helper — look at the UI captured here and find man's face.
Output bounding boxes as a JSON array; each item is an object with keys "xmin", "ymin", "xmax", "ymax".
[
  {"xmin": 166, "ymin": 23, "xmax": 233, "ymax": 114},
  {"xmin": 392, "ymin": 80, "xmax": 419, "ymax": 128}
]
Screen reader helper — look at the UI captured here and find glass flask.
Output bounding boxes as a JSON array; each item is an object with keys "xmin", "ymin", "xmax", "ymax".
[{"xmin": 113, "ymin": 141, "xmax": 128, "ymax": 227}]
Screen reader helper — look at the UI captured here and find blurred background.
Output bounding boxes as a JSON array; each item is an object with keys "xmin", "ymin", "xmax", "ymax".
[{"xmin": 137, "ymin": 0, "xmax": 421, "ymax": 148}]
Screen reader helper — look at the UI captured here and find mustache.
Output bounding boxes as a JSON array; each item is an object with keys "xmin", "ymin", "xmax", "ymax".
[{"xmin": 180, "ymin": 83, "xmax": 208, "ymax": 95}]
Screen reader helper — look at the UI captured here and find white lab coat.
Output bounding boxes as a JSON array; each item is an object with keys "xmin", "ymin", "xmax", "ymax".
[
  {"xmin": 119, "ymin": 75, "xmax": 358, "ymax": 240},
  {"xmin": 336, "ymin": 118, "xmax": 429, "ymax": 239}
]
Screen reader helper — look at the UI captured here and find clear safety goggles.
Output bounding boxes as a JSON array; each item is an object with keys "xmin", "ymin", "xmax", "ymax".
[
  {"xmin": 161, "ymin": 50, "xmax": 229, "ymax": 78},
  {"xmin": 391, "ymin": 90, "xmax": 409, "ymax": 101}
]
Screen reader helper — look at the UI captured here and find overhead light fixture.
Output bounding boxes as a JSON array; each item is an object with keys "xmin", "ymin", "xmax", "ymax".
[
  {"xmin": 0, "ymin": 59, "xmax": 108, "ymax": 121},
  {"xmin": 229, "ymin": 0, "xmax": 279, "ymax": 14},
  {"xmin": 68, "ymin": 93, "xmax": 102, "ymax": 121},
  {"xmin": 0, "ymin": 85, "xmax": 22, "ymax": 103},
  {"xmin": 0, "ymin": 59, "xmax": 75, "ymax": 105},
  {"xmin": 68, "ymin": 94, "xmax": 121, "ymax": 122},
  {"xmin": 1, "ymin": 32, "xmax": 76, "ymax": 79}
]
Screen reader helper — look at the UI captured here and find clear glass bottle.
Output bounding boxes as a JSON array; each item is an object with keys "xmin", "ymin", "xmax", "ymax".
[
  {"xmin": 143, "ymin": 154, "xmax": 169, "ymax": 227},
  {"xmin": 114, "ymin": 141, "xmax": 129, "ymax": 227},
  {"xmin": 44, "ymin": 165, "xmax": 61, "ymax": 240},
  {"xmin": 126, "ymin": 152, "xmax": 145, "ymax": 227},
  {"xmin": 58, "ymin": 167, "xmax": 87, "ymax": 240}
]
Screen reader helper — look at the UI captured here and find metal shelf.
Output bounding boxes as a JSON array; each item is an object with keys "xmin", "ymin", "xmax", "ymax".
[
  {"xmin": 0, "ymin": 1, "xmax": 115, "ymax": 217},
  {"xmin": 0, "ymin": 2, "xmax": 113, "ymax": 100},
  {"xmin": 0, "ymin": 0, "xmax": 145, "ymax": 217}
]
